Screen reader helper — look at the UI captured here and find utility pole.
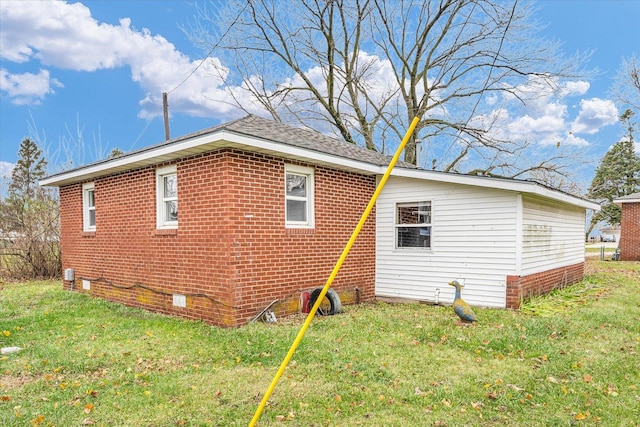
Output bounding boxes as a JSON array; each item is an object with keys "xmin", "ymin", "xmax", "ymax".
[{"xmin": 162, "ymin": 92, "xmax": 170, "ymax": 141}]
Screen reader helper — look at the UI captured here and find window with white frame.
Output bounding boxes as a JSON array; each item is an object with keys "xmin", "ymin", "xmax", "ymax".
[
  {"xmin": 82, "ymin": 182, "xmax": 96, "ymax": 232},
  {"xmin": 395, "ymin": 201, "xmax": 431, "ymax": 248},
  {"xmin": 156, "ymin": 165, "xmax": 178, "ymax": 229},
  {"xmin": 285, "ymin": 164, "xmax": 314, "ymax": 227}
]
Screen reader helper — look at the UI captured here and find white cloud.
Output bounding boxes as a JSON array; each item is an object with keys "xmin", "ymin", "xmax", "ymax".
[
  {"xmin": 570, "ymin": 98, "xmax": 619, "ymax": 134},
  {"xmin": 0, "ymin": 0, "xmax": 241, "ymax": 118},
  {"xmin": 0, "ymin": 68, "xmax": 62, "ymax": 105},
  {"xmin": 536, "ymin": 132, "xmax": 589, "ymax": 147},
  {"xmin": 0, "ymin": 161, "xmax": 14, "ymax": 178},
  {"xmin": 478, "ymin": 75, "xmax": 617, "ymax": 147},
  {"xmin": 485, "ymin": 94, "xmax": 499, "ymax": 106},
  {"xmin": 507, "ymin": 114, "xmax": 565, "ymax": 137},
  {"xmin": 0, "ymin": 0, "xmax": 624, "ymax": 153},
  {"xmin": 559, "ymin": 80, "xmax": 590, "ymax": 97}
]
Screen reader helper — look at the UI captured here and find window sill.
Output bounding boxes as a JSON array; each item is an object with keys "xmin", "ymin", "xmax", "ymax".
[
  {"xmin": 81, "ymin": 231, "xmax": 96, "ymax": 237},
  {"xmin": 154, "ymin": 228, "xmax": 178, "ymax": 236},
  {"xmin": 393, "ymin": 247, "xmax": 433, "ymax": 253}
]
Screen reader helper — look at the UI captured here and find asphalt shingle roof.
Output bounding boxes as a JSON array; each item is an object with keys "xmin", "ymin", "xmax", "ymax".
[{"xmin": 218, "ymin": 114, "xmax": 416, "ymax": 168}]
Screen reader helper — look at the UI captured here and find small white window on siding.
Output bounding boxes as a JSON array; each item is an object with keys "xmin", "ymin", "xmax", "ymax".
[
  {"xmin": 156, "ymin": 165, "xmax": 178, "ymax": 229},
  {"xmin": 395, "ymin": 201, "xmax": 431, "ymax": 248},
  {"xmin": 82, "ymin": 182, "xmax": 96, "ymax": 232},
  {"xmin": 285, "ymin": 164, "xmax": 314, "ymax": 228}
]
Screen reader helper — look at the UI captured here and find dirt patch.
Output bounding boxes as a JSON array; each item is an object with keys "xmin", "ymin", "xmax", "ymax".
[{"xmin": 0, "ymin": 374, "xmax": 36, "ymax": 390}]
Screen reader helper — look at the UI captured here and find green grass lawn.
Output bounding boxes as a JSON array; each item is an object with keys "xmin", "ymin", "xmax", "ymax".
[{"xmin": 1, "ymin": 260, "xmax": 639, "ymax": 426}]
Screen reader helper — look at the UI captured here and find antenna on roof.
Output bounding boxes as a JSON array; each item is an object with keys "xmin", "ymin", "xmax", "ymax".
[{"xmin": 162, "ymin": 92, "xmax": 170, "ymax": 141}]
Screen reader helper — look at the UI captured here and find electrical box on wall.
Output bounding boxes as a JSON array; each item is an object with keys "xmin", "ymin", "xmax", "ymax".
[
  {"xmin": 172, "ymin": 294, "xmax": 186, "ymax": 308},
  {"xmin": 63, "ymin": 268, "xmax": 74, "ymax": 281},
  {"xmin": 82, "ymin": 280, "xmax": 90, "ymax": 290}
]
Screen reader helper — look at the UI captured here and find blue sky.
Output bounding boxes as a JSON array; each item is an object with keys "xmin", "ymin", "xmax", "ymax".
[{"xmin": 0, "ymin": 0, "xmax": 638, "ymax": 187}]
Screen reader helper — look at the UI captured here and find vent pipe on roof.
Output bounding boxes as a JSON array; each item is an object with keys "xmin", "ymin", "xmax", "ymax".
[{"xmin": 163, "ymin": 92, "xmax": 170, "ymax": 141}]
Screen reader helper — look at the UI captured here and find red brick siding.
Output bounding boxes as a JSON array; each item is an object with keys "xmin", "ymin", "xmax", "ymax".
[
  {"xmin": 505, "ymin": 262, "xmax": 585, "ymax": 309},
  {"xmin": 59, "ymin": 149, "xmax": 376, "ymax": 326},
  {"xmin": 619, "ymin": 202, "xmax": 640, "ymax": 261}
]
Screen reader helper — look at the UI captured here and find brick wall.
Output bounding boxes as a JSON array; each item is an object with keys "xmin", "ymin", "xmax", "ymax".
[
  {"xmin": 619, "ymin": 202, "xmax": 640, "ymax": 261},
  {"xmin": 505, "ymin": 262, "xmax": 585, "ymax": 309},
  {"xmin": 59, "ymin": 149, "xmax": 376, "ymax": 326}
]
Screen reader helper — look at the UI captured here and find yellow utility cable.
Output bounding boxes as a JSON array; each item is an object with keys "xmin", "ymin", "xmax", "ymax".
[{"xmin": 249, "ymin": 114, "xmax": 421, "ymax": 426}]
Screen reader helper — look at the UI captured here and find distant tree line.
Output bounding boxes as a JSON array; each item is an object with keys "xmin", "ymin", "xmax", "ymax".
[
  {"xmin": 0, "ymin": 138, "xmax": 61, "ymax": 279},
  {"xmin": 586, "ymin": 109, "xmax": 640, "ymax": 237}
]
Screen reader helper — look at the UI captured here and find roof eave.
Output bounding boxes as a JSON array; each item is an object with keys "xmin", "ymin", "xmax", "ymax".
[
  {"xmin": 614, "ymin": 198, "xmax": 640, "ymax": 204},
  {"xmin": 40, "ymin": 129, "xmax": 381, "ymax": 187},
  {"xmin": 39, "ymin": 122, "xmax": 600, "ymax": 212},
  {"xmin": 390, "ymin": 168, "xmax": 601, "ymax": 211}
]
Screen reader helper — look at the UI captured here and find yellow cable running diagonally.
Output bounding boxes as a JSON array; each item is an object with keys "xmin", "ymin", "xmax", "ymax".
[{"xmin": 249, "ymin": 112, "xmax": 422, "ymax": 427}]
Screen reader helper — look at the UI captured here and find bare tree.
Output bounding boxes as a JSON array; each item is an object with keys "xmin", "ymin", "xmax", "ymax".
[
  {"xmin": 0, "ymin": 138, "xmax": 61, "ymax": 279},
  {"xmin": 189, "ymin": 0, "xmax": 586, "ymax": 185},
  {"xmin": 612, "ymin": 54, "xmax": 640, "ymax": 112}
]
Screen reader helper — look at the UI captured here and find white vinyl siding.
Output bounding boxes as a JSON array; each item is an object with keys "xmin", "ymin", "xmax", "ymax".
[
  {"xmin": 520, "ymin": 195, "xmax": 586, "ymax": 275},
  {"xmin": 376, "ymin": 177, "xmax": 518, "ymax": 308}
]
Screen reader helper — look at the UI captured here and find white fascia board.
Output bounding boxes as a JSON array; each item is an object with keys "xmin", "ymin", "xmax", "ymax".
[
  {"xmin": 40, "ymin": 131, "xmax": 223, "ymax": 186},
  {"xmin": 528, "ymin": 185, "xmax": 601, "ymax": 210},
  {"xmin": 614, "ymin": 197, "xmax": 640, "ymax": 204},
  {"xmin": 40, "ymin": 130, "xmax": 381, "ymax": 187},
  {"xmin": 389, "ymin": 167, "xmax": 601, "ymax": 211}
]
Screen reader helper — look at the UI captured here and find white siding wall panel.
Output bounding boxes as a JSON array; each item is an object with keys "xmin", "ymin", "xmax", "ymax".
[
  {"xmin": 520, "ymin": 196, "xmax": 586, "ymax": 275},
  {"xmin": 375, "ymin": 177, "xmax": 518, "ymax": 308}
]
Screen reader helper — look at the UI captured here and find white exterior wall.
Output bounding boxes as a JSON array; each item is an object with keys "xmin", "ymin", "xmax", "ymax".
[
  {"xmin": 520, "ymin": 195, "xmax": 586, "ymax": 275},
  {"xmin": 375, "ymin": 177, "xmax": 519, "ymax": 308}
]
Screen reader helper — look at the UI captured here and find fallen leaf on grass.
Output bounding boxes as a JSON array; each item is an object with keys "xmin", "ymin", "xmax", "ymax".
[
  {"xmin": 575, "ymin": 412, "xmax": 587, "ymax": 420},
  {"xmin": 583, "ymin": 374, "xmax": 593, "ymax": 383},
  {"xmin": 604, "ymin": 385, "xmax": 618, "ymax": 397},
  {"xmin": 84, "ymin": 403, "xmax": 94, "ymax": 414},
  {"xmin": 30, "ymin": 414, "xmax": 44, "ymax": 426},
  {"xmin": 1, "ymin": 395, "xmax": 10, "ymax": 401},
  {"xmin": 81, "ymin": 419, "xmax": 96, "ymax": 425}
]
